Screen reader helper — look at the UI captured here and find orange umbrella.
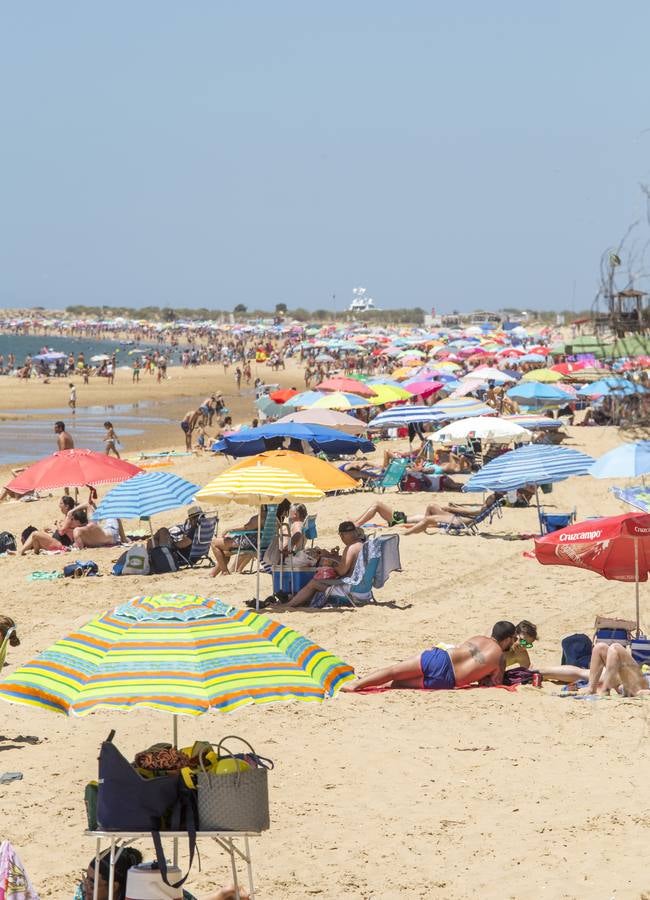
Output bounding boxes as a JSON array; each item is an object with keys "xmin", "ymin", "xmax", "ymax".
[
  {"xmin": 228, "ymin": 450, "xmax": 357, "ymax": 492},
  {"xmin": 270, "ymin": 388, "xmax": 299, "ymax": 403}
]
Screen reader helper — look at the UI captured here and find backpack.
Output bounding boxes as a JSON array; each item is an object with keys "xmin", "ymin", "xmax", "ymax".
[
  {"xmin": 149, "ymin": 545, "xmax": 179, "ymax": 574},
  {"xmin": 0, "ymin": 532, "xmax": 16, "ymax": 554},
  {"xmin": 112, "ymin": 544, "xmax": 151, "ymax": 576}
]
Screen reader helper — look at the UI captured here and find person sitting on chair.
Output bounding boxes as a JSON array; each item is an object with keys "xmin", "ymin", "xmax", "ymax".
[
  {"xmin": 276, "ymin": 521, "xmax": 364, "ymax": 610},
  {"xmin": 149, "ymin": 505, "xmax": 204, "ymax": 552},
  {"xmin": 342, "ymin": 621, "xmax": 517, "ymax": 692}
]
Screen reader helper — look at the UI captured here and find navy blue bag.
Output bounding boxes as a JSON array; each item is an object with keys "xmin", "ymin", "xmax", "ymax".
[{"xmin": 561, "ymin": 633, "xmax": 593, "ymax": 669}]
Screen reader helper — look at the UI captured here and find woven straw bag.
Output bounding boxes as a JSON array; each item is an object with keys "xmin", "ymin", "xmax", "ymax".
[{"xmin": 197, "ymin": 736, "xmax": 270, "ymax": 832}]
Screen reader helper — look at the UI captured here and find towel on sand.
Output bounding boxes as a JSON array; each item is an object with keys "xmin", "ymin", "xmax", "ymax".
[{"xmin": 0, "ymin": 841, "xmax": 39, "ymax": 900}]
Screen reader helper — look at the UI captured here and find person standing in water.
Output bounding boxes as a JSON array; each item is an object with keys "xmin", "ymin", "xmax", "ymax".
[{"xmin": 103, "ymin": 421, "xmax": 121, "ymax": 458}]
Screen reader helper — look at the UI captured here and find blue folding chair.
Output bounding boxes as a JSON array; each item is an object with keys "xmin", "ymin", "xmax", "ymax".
[
  {"xmin": 539, "ymin": 509, "xmax": 577, "ymax": 535},
  {"xmin": 442, "ymin": 498, "xmax": 505, "ymax": 536},
  {"xmin": 366, "ymin": 458, "xmax": 408, "ymax": 492}
]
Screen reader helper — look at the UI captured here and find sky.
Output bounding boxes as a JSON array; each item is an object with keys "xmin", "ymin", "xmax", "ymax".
[{"xmin": 2, "ymin": 2, "xmax": 650, "ymax": 315}]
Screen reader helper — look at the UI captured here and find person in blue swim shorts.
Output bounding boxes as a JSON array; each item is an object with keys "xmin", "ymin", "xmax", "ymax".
[{"xmin": 342, "ymin": 622, "xmax": 517, "ymax": 692}]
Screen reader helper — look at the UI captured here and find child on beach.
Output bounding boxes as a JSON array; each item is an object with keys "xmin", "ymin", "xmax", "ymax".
[
  {"xmin": 103, "ymin": 421, "xmax": 121, "ymax": 458},
  {"xmin": 195, "ymin": 423, "xmax": 210, "ymax": 451},
  {"xmin": 68, "ymin": 383, "xmax": 76, "ymax": 413}
]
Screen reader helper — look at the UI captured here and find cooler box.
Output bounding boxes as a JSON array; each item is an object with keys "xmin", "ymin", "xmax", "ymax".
[{"xmin": 272, "ymin": 566, "xmax": 315, "ymax": 596}]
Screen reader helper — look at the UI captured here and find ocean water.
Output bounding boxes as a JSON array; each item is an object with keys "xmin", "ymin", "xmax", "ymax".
[
  {"xmin": 0, "ymin": 333, "xmax": 166, "ymax": 364},
  {"xmin": 0, "ymin": 402, "xmax": 170, "ymax": 465}
]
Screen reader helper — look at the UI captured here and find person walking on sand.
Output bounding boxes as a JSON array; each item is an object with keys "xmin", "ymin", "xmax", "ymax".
[
  {"xmin": 54, "ymin": 421, "xmax": 74, "ymax": 451},
  {"xmin": 235, "ymin": 367, "xmax": 242, "ymax": 393},
  {"xmin": 103, "ymin": 421, "xmax": 121, "ymax": 458},
  {"xmin": 106, "ymin": 357, "xmax": 114, "ymax": 385},
  {"xmin": 68, "ymin": 383, "xmax": 77, "ymax": 414},
  {"xmin": 342, "ymin": 621, "xmax": 517, "ymax": 692},
  {"xmin": 132, "ymin": 358, "xmax": 140, "ymax": 383}
]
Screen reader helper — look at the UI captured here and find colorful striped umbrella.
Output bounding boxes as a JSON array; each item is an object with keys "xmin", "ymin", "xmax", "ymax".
[
  {"xmin": 307, "ymin": 391, "xmax": 371, "ymax": 410},
  {"xmin": 0, "ymin": 593, "xmax": 355, "ymax": 718}
]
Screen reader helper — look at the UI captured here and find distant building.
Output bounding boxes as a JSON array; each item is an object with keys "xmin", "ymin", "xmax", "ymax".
[{"xmin": 348, "ymin": 287, "xmax": 378, "ymax": 313}]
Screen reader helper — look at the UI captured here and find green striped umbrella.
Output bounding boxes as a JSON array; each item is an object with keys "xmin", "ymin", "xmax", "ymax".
[{"xmin": 0, "ymin": 593, "xmax": 355, "ymax": 720}]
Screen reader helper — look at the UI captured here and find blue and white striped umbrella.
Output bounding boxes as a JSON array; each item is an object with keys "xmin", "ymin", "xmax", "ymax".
[
  {"xmin": 428, "ymin": 397, "xmax": 495, "ymax": 419},
  {"xmin": 463, "ymin": 444, "xmax": 595, "ymax": 493},
  {"xmin": 92, "ymin": 472, "xmax": 201, "ymax": 520},
  {"xmin": 368, "ymin": 405, "xmax": 445, "ymax": 428}
]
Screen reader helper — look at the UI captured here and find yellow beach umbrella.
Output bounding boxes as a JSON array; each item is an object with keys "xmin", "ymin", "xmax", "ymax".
[
  {"xmin": 368, "ymin": 384, "xmax": 413, "ymax": 405},
  {"xmin": 521, "ymin": 368, "xmax": 563, "ymax": 383},
  {"xmin": 195, "ymin": 465, "xmax": 324, "ymax": 609},
  {"xmin": 228, "ymin": 449, "xmax": 357, "ymax": 492},
  {"xmin": 391, "ymin": 366, "xmax": 418, "ymax": 379}
]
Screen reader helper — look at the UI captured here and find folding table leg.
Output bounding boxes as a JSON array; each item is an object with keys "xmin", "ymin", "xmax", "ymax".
[
  {"xmin": 228, "ymin": 838, "xmax": 241, "ymax": 899},
  {"xmin": 245, "ymin": 835, "xmax": 256, "ymax": 900}
]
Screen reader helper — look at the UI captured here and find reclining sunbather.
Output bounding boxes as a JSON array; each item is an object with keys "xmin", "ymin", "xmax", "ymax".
[
  {"xmin": 354, "ymin": 494, "xmax": 503, "ymax": 532},
  {"xmin": 579, "ymin": 642, "xmax": 650, "ymax": 697},
  {"xmin": 342, "ymin": 621, "xmax": 517, "ymax": 691}
]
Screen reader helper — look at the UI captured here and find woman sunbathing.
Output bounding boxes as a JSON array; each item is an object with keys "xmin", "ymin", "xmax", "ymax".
[{"xmin": 354, "ymin": 494, "xmax": 503, "ymax": 532}]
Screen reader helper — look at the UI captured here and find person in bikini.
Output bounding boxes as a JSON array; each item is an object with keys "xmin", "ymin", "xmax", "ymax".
[
  {"xmin": 342, "ymin": 621, "xmax": 517, "ymax": 692},
  {"xmin": 353, "ymin": 493, "xmax": 503, "ymax": 531}
]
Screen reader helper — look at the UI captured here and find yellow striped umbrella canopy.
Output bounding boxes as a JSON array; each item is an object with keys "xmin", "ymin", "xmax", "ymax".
[
  {"xmin": 195, "ymin": 465, "xmax": 324, "ymax": 506},
  {"xmin": 0, "ymin": 593, "xmax": 355, "ymax": 717}
]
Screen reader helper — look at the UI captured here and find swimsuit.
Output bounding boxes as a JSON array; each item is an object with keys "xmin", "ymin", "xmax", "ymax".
[
  {"xmin": 420, "ymin": 647, "xmax": 456, "ymax": 689},
  {"xmin": 389, "ymin": 510, "xmax": 407, "ymax": 526}
]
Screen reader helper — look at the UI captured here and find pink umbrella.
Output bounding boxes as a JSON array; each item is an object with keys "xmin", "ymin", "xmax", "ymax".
[
  {"xmin": 404, "ymin": 380, "xmax": 444, "ymax": 398},
  {"xmin": 6, "ymin": 449, "xmax": 142, "ymax": 493}
]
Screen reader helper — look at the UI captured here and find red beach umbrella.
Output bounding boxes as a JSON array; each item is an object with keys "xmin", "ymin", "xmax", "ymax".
[
  {"xmin": 269, "ymin": 388, "xmax": 299, "ymax": 403},
  {"xmin": 316, "ymin": 377, "xmax": 377, "ymax": 397},
  {"xmin": 6, "ymin": 449, "xmax": 142, "ymax": 493},
  {"xmin": 533, "ymin": 512, "xmax": 650, "ymax": 631}
]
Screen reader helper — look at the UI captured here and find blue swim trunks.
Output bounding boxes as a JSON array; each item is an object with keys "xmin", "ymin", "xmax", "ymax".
[{"xmin": 420, "ymin": 647, "xmax": 456, "ymax": 690}]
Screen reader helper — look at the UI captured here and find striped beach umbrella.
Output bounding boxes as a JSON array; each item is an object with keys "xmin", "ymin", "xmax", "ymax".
[
  {"xmin": 196, "ymin": 465, "xmax": 324, "ymax": 609},
  {"xmin": 369, "ymin": 405, "xmax": 445, "ymax": 429},
  {"xmin": 307, "ymin": 391, "xmax": 371, "ymax": 410},
  {"xmin": 428, "ymin": 397, "xmax": 495, "ymax": 419},
  {"xmin": 0, "ymin": 593, "xmax": 355, "ymax": 719},
  {"xmin": 91, "ymin": 471, "xmax": 200, "ymax": 522},
  {"xmin": 463, "ymin": 444, "xmax": 595, "ymax": 493}
]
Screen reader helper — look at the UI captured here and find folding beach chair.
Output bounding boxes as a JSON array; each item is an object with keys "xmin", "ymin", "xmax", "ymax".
[
  {"xmin": 366, "ymin": 458, "xmax": 408, "ymax": 493},
  {"xmin": 323, "ymin": 534, "xmax": 402, "ymax": 607},
  {"xmin": 539, "ymin": 509, "xmax": 577, "ymax": 535},
  {"xmin": 176, "ymin": 515, "xmax": 218, "ymax": 568},
  {"xmin": 442, "ymin": 498, "xmax": 505, "ymax": 536},
  {"xmin": 231, "ymin": 504, "xmax": 279, "ymax": 573},
  {"xmin": 303, "ymin": 514, "xmax": 318, "ymax": 547}
]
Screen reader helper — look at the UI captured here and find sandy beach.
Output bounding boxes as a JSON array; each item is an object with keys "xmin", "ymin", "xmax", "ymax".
[{"xmin": 0, "ymin": 361, "xmax": 647, "ymax": 899}]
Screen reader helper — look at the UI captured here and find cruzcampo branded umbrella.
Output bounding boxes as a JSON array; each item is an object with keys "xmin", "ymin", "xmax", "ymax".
[
  {"xmin": 590, "ymin": 442, "xmax": 650, "ymax": 479},
  {"xmin": 0, "ymin": 593, "xmax": 355, "ymax": 725},
  {"xmin": 91, "ymin": 471, "xmax": 200, "ymax": 525},
  {"xmin": 6, "ymin": 449, "xmax": 142, "ymax": 494},
  {"xmin": 533, "ymin": 514, "xmax": 650, "ymax": 632},
  {"xmin": 195, "ymin": 465, "xmax": 324, "ymax": 609},
  {"xmin": 228, "ymin": 449, "xmax": 357, "ymax": 493}
]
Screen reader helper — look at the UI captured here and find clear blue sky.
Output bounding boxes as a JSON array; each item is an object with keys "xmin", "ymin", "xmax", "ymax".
[{"xmin": 2, "ymin": 2, "xmax": 650, "ymax": 314}]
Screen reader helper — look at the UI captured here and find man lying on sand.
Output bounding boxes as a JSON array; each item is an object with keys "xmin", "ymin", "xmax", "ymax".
[{"xmin": 343, "ymin": 621, "xmax": 517, "ymax": 692}]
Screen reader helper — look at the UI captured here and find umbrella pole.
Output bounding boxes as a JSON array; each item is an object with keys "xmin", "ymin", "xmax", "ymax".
[
  {"xmin": 635, "ymin": 537, "xmax": 640, "ymax": 636},
  {"xmin": 535, "ymin": 485, "xmax": 543, "ymax": 534},
  {"xmin": 172, "ymin": 713, "xmax": 179, "ymax": 868},
  {"xmin": 256, "ymin": 506, "xmax": 262, "ymax": 612}
]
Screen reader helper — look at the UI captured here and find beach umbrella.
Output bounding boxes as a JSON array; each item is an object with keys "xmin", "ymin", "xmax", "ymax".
[
  {"xmin": 428, "ymin": 397, "xmax": 496, "ymax": 419},
  {"xmin": 368, "ymin": 405, "xmax": 445, "ymax": 429},
  {"xmin": 5, "ymin": 449, "xmax": 142, "ymax": 494},
  {"xmin": 577, "ymin": 378, "xmax": 645, "ymax": 398},
  {"xmin": 90, "ymin": 472, "xmax": 200, "ymax": 525},
  {"xmin": 269, "ymin": 388, "xmax": 299, "ymax": 404},
  {"xmin": 0, "ymin": 593, "xmax": 354, "ymax": 730},
  {"xmin": 228, "ymin": 449, "xmax": 358, "ymax": 493},
  {"xmin": 287, "ymin": 390, "xmax": 326, "ymax": 407},
  {"xmin": 275, "ymin": 408, "xmax": 367, "ymax": 435},
  {"xmin": 307, "ymin": 391, "xmax": 371, "ymax": 410},
  {"xmin": 316, "ymin": 377, "xmax": 377, "ymax": 397},
  {"xmin": 461, "ymin": 367, "xmax": 516, "ymax": 384},
  {"xmin": 502, "ymin": 414, "xmax": 563, "ymax": 431},
  {"xmin": 403, "ymin": 380, "xmax": 444, "ymax": 398},
  {"xmin": 90, "ymin": 354, "xmax": 111, "ymax": 363},
  {"xmin": 367, "ymin": 384, "xmax": 413, "ymax": 405},
  {"xmin": 464, "ymin": 444, "xmax": 595, "ymax": 494},
  {"xmin": 211, "ymin": 422, "xmax": 374, "ymax": 458},
  {"xmin": 533, "ymin": 513, "xmax": 650, "ymax": 632},
  {"xmin": 506, "ymin": 382, "xmax": 573, "ymax": 408},
  {"xmin": 196, "ymin": 466, "xmax": 324, "ymax": 608},
  {"xmin": 589, "ymin": 442, "xmax": 650, "ymax": 479},
  {"xmin": 521, "ymin": 368, "xmax": 563, "ymax": 383},
  {"xmin": 32, "ymin": 351, "xmax": 67, "ymax": 362},
  {"xmin": 428, "ymin": 416, "xmax": 532, "ymax": 445}
]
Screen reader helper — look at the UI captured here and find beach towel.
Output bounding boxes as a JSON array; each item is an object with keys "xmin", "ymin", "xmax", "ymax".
[
  {"xmin": 0, "ymin": 841, "xmax": 39, "ymax": 900},
  {"xmin": 355, "ymin": 682, "xmax": 518, "ymax": 694}
]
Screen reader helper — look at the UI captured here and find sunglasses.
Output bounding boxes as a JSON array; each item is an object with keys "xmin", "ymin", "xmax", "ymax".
[{"xmin": 518, "ymin": 638, "xmax": 534, "ymax": 649}]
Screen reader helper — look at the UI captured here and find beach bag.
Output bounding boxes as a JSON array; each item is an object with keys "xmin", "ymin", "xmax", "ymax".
[
  {"xmin": 503, "ymin": 666, "xmax": 535, "ymax": 686},
  {"xmin": 97, "ymin": 732, "xmax": 197, "ymax": 889},
  {"xmin": 63, "ymin": 560, "xmax": 99, "ymax": 577},
  {"xmin": 113, "ymin": 544, "xmax": 150, "ymax": 576},
  {"xmin": 561, "ymin": 633, "xmax": 592, "ymax": 669},
  {"xmin": 262, "ymin": 535, "xmax": 282, "ymax": 567},
  {"xmin": 149, "ymin": 545, "xmax": 178, "ymax": 574},
  {"xmin": 196, "ymin": 736, "xmax": 271, "ymax": 832},
  {"xmin": 0, "ymin": 532, "xmax": 16, "ymax": 553}
]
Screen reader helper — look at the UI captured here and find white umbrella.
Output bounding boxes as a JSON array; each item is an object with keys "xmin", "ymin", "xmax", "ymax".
[
  {"xmin": 461, "ymin": 367, "xmax": 516, "ymax": 384},
  {"xmin": 428, "ymin": 416, "xmax": 532, "ymax": 444}
]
